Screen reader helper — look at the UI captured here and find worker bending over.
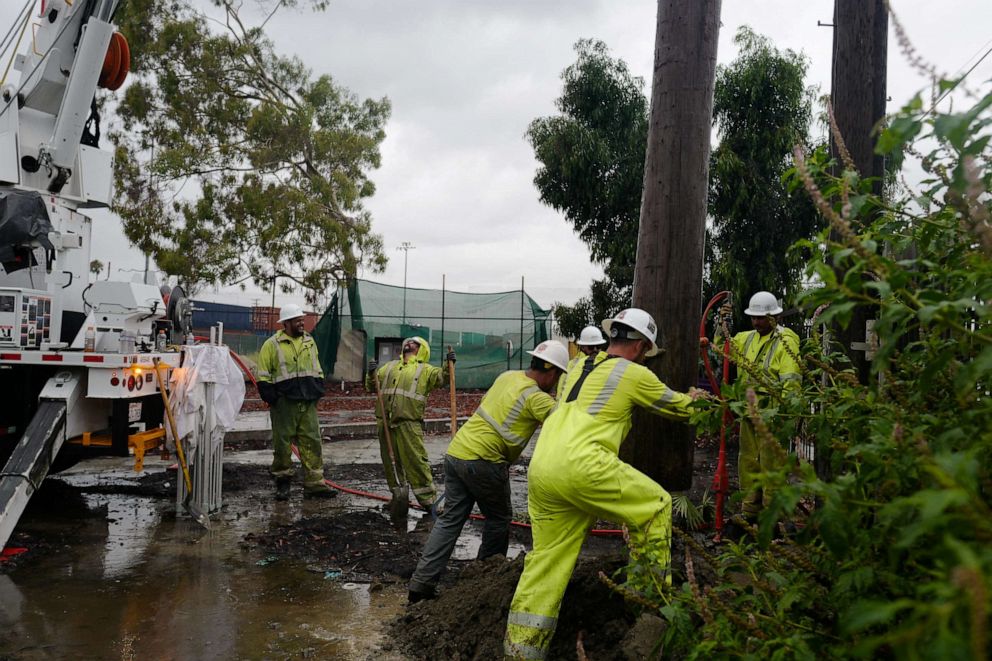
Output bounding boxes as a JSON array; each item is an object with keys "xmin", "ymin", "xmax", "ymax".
[
  {"xmin": 257, "ymin": 304, "xmax": 336, "ymax": 500},
  {"xmin": 504, "ymin": 308, "xmax": 707, "ymax": 660},
  {"xmin": 712, "ymin": 290, "xmax": 800, "ymax": 518},
  {"xmin": 407, "ymin": 340, "xmax": 570, "ymax": 603},
  {"xmin": 366, "ymin": 337, "xmax": 455, "ymax": 510}
]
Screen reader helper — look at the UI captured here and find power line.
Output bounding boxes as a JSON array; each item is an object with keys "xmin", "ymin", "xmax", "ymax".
[
  {"xmin": 952, "ymin": 35, "xmax": 992, "ymax": 79},
  {"xmin": 927, "ymin": 39, "xmax": 992, "ymax": 115}
]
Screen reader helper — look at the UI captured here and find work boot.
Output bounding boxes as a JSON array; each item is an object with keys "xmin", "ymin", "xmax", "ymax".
[
  {"xmin": 275, "ymin": 479, "xmax": 291, "ymax": 502},
  {"xmin": 303, "ymin": 482, "xmax": 338, "ymax": 499},
  {"xmin": 408, "ymin": 587, "xmax": 437, "ymax": 604}
]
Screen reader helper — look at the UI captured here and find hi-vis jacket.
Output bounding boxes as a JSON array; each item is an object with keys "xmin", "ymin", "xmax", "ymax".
[
  {"xmin": 555, "ymin": 353, "xmax": 587, "ymax": 400},
  {"xmin": 724, "ymin": 326, "xmax": 801, "ymax": 391},
  {"xmin": 538, "ymin": 352, "xmax": 693, "ymax": 462},
  {"xmin": 366, "ymin": 337, "xmax": 447, "ymax": 424},
  {"xmin": 447, "ymin": 371, "xmax": 555, "ymax": 464},
  {"xmin": 257, "ymin": 330, "xmax": 324, "ymax": 401}
]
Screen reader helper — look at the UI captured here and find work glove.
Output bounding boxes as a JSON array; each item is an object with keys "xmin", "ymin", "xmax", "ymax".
[
  {"xmin": 367, "ymin": 360, "xmax": 378, "ymax": 374},
  {"xmin": 257, "ymin": 381, "xmax": 279, "ymax": 406},
  {"xmin": 446, "ymin": 350, "xmax": 456, "ymax": 364}
]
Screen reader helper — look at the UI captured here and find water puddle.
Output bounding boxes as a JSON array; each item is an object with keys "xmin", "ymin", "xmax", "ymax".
[
  {"xmin": 1, "ymin": 436, "xmax": 549, "ymax": 659},
  {"xmin": 1, "ymin": 477, "xmax": 408, "ymax": 660}
]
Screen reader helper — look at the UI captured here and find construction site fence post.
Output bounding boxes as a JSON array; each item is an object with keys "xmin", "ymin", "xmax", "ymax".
[
  {"xmin": 441, "ymin": 274, "xmax": 446, "ymax": 361},
  {"xmin": 519, "ymin": 276, "xmax": 524, "ymax": 369}
]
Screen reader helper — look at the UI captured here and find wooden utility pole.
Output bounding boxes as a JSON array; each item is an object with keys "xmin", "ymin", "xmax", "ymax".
[
  {"xmin": 830, "ymin": 0, "xmax": 888, "ymax": 384},
  {"xmin": 622, "ymin": 0, "xmax": 722, "ymax": 490}
]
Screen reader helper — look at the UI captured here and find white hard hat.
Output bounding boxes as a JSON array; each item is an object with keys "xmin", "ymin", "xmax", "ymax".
[
  {"xmin": 526, "ymin": 340, "xmax": 570, "ymax": 372},
  {"xmin": 576, "ymin": 325, "xmax": 607, "ymax": 346},
  {"xmin": 744, "ymin": 291, "xmax": 783, "ymax": 316},
  {"xmin": 602, "ymin": 308, "xmax": 661, "ymax": 357},
  {"xmin": 277, "ymin": 303, "xmax": 306, "ymax": 323}
]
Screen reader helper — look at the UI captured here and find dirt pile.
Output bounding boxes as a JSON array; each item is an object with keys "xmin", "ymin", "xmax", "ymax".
[
  {"xmin": 385, "ymin": 554, "xmax": 638, "ymax": 660},
  {"xmin": 242, "ymin": 510, "xmax": 426, "ymax": 581}
]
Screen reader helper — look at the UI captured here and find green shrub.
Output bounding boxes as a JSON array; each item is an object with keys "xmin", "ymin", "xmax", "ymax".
[{"xmin": 628, "ymin": 85, "xmax": 992, "ymax": 660}]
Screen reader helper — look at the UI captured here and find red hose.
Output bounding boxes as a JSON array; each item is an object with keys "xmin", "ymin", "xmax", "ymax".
[
  {"xmin": 226, "ymin": 347, "xmax": 625, "ymax": 538},
  {"xmin": 700, "ymin": 291, "xmax": 731, "ymax": 394},
  {"xmin": 700, "ymin": 292, "xmax": 734, "ymax": 539},
  {"xmin": 291, "ymin": 444, "xmax": 625, "ymax": 536}
]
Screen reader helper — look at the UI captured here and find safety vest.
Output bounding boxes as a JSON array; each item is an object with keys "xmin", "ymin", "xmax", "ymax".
[
  {"xmin": 728, "ymin": 326, "xmax": 801, "ymax": 390},
  {"xmin": 447, "ymin": 371, "xmax": 555, "ymax": 464},
  {"xmin": 537, "ymin": 352, "xmax": 694, "ymax": 460},
  {"xmin": 366, "ymin": 339, "xmax": 446, "ymax": 423},
  {"xmin": 257, "ymin": 331, "xmax": 324, "ymax": 401},
  {"xmin": 555, "ymin": 353, "xmax": 586, "ymax": 400}
]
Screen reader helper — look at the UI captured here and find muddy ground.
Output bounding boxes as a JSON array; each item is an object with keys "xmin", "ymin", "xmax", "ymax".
[{"xmin": 2, "ymin": 431, "xmax": 739, "ymax": 660}]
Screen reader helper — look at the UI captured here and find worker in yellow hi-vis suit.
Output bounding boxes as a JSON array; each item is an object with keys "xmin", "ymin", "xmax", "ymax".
[
  {"xmin": 556, "ymin": 325, "xmax": 608, "ymax": 400},
  {"xmin": 365, "ymin": 337, "xmax": 455, "ymax": 509},
  {"xmin": 712, "ymin": 290, "xmax": 801, "ymax": 517},
  {"xmin": 407, "ymin": 340, "xmax": 570, "ymax": 603},
  {"xmin": 504, "ymin": 308, "xmax": 707, "ymax": 660},
  {"xmin": 257, "ymin": 303, "xmax": 336, "ymax": 500}
]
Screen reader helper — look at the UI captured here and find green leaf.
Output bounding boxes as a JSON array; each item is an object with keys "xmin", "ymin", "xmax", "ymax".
[
  {"xmin": 840, "ymin": 599, "xmax": 915, "ymax": 633},
  {"xmin": 816, "ymin": 301, "xmax": 858, "ymax": 328}
]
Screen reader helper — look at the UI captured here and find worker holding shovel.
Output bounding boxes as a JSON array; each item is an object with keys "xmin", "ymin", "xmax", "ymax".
[{"xmin": 366, "ymin": 337, "xmax": 455, "ymax": 513}]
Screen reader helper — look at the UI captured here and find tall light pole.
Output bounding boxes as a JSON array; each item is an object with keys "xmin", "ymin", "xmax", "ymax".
[{"xmin": 397, "ymin": 242, "xmax": 415, "ymax": 324}]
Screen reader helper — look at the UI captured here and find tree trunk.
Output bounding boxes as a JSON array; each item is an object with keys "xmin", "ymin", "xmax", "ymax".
[
  {"xmin": 622, "ymin": 0, "xmax": 721, "ymax": 491},
  {"xmin": 829, "ymin": 0, "xmax": 888, "ymax": 384}
]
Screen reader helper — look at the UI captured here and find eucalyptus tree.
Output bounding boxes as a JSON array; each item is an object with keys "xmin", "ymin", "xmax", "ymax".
[
  {"xmin": 112, "ymin": 0, "xmax": 389, "ymax": 303},
  {"xmin": 527, "ymin": 39, "xmax": 648, "ymax": 337},
  {"xmin": 708, "ymin": 27, "xmax": 820, "ymax": 320}
]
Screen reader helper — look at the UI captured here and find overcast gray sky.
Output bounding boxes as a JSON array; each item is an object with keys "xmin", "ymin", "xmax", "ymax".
[{"xmin": 3, "ymin": 0, "xmax": 991, "ymax": 310}]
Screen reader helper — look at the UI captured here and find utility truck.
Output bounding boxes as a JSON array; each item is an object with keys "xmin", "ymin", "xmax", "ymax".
[{"xmin": 0, "ymin": 0, "xmax": 194, "ymax": 548}]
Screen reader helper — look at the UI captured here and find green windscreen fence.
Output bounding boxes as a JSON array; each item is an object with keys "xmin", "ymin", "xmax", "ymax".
[{"xmin": 313, "ymin": 279, "xmax": 549, "ymax": 389}]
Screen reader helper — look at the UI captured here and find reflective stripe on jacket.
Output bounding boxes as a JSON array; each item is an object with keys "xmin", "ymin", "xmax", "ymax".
[
  {"xmin": 447, "ymin": 370, "xmax": 555, "ymax": 464},
  {"xmin": 537, "ymin": 351, "xmax": 694, "ymax": 461},
  {"xmin": 366, "ymin": 337, "xmax": 446, "ymax": 423},
  {"xmin": 257, "ymin": 331, "xmax": 324, "ymax": 401},
  {"xmin": 728, "ymin": 326, "xmax": 801, "ymax": 391}
]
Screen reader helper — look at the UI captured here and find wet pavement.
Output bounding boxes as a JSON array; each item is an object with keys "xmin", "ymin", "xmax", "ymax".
[{"xmin": 0, "ymin": 434, "xmax": 537, "ymax": 660}]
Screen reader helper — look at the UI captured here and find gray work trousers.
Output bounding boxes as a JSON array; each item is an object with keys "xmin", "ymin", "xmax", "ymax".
[{"xmin": 408, "ymin": 454, "xmax": 512, "ymax": 593}]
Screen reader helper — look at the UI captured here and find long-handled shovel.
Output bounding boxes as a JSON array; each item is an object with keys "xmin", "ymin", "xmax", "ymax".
[
  {"xmin": 154, "ymin": 359, "xmax": 210, "ymax": 528},
  {"xmin": 447, "ymin": 344, "xmax": 457, "ymax": 436},
  {"xmin": 373, "ymin": 371, "xmax": 409, "ymax": 521}
]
